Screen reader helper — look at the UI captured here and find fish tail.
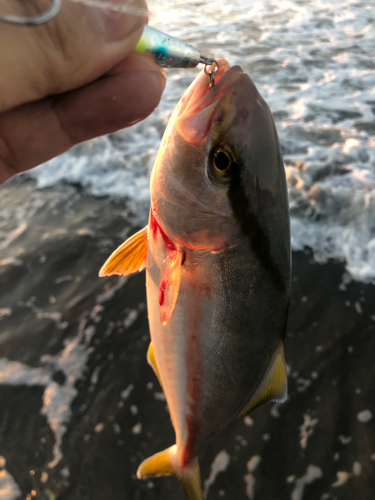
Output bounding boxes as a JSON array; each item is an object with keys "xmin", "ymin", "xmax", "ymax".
[
  {"xmin": 180, "ymin": 462, "xmax": 203, "ymax": 500},
  {"xmin": 137, "ymin": 445, "xmax": 203, "ymax": 500}
]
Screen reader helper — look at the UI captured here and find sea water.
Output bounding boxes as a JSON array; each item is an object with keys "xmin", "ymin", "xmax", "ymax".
[
  {"xmin": 25, "ymin": 0, "xmax": 375, "ymax": 282},
  {"xmin": 0, "ymin": 2, "xmax": 374, "ymax": 496}
]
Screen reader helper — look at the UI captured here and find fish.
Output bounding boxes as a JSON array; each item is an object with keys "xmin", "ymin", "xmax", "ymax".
[{"xmin": 99, "ymin": 58, "xmax": 291, "ymax": 499}]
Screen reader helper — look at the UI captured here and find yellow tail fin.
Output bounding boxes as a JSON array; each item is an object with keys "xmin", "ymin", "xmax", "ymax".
[{"xmin": 137, "ymin": 445, "xmax": 203, "ymax": 500}]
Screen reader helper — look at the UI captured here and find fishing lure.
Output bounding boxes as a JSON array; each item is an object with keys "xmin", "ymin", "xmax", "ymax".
[{"xmin": 136, "ymin": 26, "xmax": 219, "ymax": 85}]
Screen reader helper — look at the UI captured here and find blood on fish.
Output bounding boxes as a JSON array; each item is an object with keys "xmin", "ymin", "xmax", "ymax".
[
  {"xmin": 159, "ymin": 279, "xmax": 167, "ymax": 306},
  {"xmin": 149, "ymin": 209, "xmax": 158, "ymax": 239},
  {"xmin": 186, "ymin": 281, "xmax": 212, "ymax": 301},
  {"xmin": 180, "ymin": 260, "xmax": 205, "ymax": 466},
  {"xmin": 182, "ymin": 414, "xmax": 200, "ymax": 467},
  {"xmin": 150, "ymin": 206, "xmax": 211, "ymax": 466},
  {"xmin": 159, "ymin": 225, "xmax": 176, "ymax": 252},
  {"xmin": 210, "ymin": 244, "xmax": 224, "ymax": 252},
  {"xmin": 150, "ymin": 208, "xmax": 176, "ymax": 251},
  {"xmin": 198, "ymin": 283, "xmax": 212, "ymax": 301}
]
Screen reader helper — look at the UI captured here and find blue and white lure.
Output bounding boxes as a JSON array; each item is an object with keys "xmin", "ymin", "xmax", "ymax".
[{"xmin": 135, "ymin": 25, "xmax": 219, "ymax": 86}]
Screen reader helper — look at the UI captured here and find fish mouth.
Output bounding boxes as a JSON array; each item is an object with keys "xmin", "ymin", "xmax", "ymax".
[{"xmin": 174, "ymin": 59, "xmax": 244, "ymax": 145}]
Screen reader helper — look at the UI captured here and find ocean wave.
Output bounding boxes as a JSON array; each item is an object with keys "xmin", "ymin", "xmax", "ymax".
[{"xmin": 24, "ymin": 0, "xmax": 375, "ymax": 282}]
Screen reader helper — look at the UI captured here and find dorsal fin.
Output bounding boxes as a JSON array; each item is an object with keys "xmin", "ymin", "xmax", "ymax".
[
  {"xmin": 99, "ymin": 227, "xmax": 147, "ymax": 277},
  {"xmin": 239, "ymin": 342, "xmax": 287, "ymax": 417}
]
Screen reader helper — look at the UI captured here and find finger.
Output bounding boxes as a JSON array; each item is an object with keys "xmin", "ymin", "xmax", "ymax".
[
  {"xmin": 0, "ymin": 55, "xmax": 166, "ymax": 184},
  {"xmin": 0, "ymin": 0, "xmax": 148, "ymax": 112},
  {"xmin": 56, "ymin": 54, "xmax": 166, "ymax": 142}
]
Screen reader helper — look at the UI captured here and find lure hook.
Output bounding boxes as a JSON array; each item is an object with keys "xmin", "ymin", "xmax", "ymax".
[{"xmin": 203, "ymin": 59, "xmax": 220, "ymax": 89}]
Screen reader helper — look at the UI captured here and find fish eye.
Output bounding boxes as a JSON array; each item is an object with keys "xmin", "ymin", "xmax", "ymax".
[
  {"xmin": 207, "ymin": 142, "xmax": 239, "ymax": 186},
  {"xmin": 214, "ymin": 151, "xmax": 231, "ymax": 171},
  {"xmin": 210, "ymin": 147, "xmax": 235, "ymax": 182}
]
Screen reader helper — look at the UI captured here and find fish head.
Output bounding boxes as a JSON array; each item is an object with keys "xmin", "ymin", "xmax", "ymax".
[{"xmin": 151, "ymin": 58, "xmax": 289, "ymax": 259}]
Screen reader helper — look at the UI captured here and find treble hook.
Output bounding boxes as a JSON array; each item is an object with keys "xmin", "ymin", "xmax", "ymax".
[{"xmin": 202, "ymin": 58, "xmax": 220, "ymax": 89}]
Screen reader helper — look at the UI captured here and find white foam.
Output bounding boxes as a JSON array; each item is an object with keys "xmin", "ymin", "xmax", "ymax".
[
  {"xmin": 353, "ymin": 462, "xmax": 362, "ymax": 476},
  {"xmin": 0, "ymin": 319, "xmax": 89, "ymax": 470},
  {"xmin": 203, "ymin": 450, "xmax": 230, "ymax": 497},
  {"xmin": 244, "ymin": 416, "xmax": 254, "ymax": 426},
  {"xmin": 332, "ymin": 471, "xmax": 351, "ymax": 488},
  {"xmin": 11, "ymin": 0, "xmax": 374, "ymax": 282},
  {"xmin": 120, "ymin": 383, "xmax": 134, "ymax": 400},
  {"xmin": 0, "ymin": 309, "xmax": 11, "ymax": 320},
  {"xmin": 132, "ymin": 422, "xmax": 142, "ymax": 435},
  {"xmin": 0, "ymin": 469, "xmax": 22, "ymax": 500},
  {"xmin": 299, "ymin": 414, "xmax": 319, "ymax": 450},
  {"xmin": 244, "ymin": 455, "xmax": 261, "ymax": 499},
  {"xmin": 247, "ymin": 455, "xmax": 261, "ymax": 473},
  {"xmin": 357, "ymin": 409, "xmax": 373, "ymax": 423},
  {"xmin": 291, "ymin": 465, "xmax": 323, "ymax": 500},
  {"xmin": 244, "ymin": 475, "xmax": 256, "ymax": 499},
  {"xmin": 0, "ymin": 275, "xmax": 129, "ymax": 470}
]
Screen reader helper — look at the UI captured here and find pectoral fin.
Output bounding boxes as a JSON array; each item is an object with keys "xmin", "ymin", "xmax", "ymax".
[
  {"xmin": 99, "ymin": 227, "xmax": 147, "ymax": 277},
  {"xmin": 159, "ymin": 250, "xmax": 183, "ymax": 326},
  {"xmin": 239, "ymin": 342, "xmax": 287, "ymax": 417}
]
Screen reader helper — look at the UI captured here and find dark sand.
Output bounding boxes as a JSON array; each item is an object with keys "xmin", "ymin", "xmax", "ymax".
[{"xmin": 0, "ymin": 182, "xmax": 374, "ymax": 500}]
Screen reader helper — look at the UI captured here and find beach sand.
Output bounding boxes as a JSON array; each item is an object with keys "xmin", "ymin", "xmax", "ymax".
[{"xmin": 0, "ymin": 182, "xmax": 374, "ymax": 499}]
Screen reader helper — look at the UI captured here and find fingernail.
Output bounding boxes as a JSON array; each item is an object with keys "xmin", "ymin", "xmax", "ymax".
[
  {"xmin": 95, "ymin": 10, "xmax": 133, "ymax": 43},
  {"xmin": 92, "ymin": 3, "xmax": 147, "ymax": 43}
]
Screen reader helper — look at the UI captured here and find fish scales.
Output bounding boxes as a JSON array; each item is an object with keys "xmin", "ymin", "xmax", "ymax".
[{"xmin": 100, "ymin": 58, "xmax": 291, "ymax": 499}]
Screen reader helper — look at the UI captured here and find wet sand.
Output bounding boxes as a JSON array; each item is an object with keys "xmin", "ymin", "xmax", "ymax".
[{"xmin": 0, "ymin": 182, "xmax": 374, "ymax": 500}]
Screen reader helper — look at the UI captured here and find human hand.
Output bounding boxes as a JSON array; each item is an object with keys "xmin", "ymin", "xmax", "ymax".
[{"xmin": 0, "ymin": 0, "xmax": 166, "ymax": 184}]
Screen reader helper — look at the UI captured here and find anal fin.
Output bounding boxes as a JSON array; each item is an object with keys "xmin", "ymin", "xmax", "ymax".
[
  {"xmin": 147, "ymin": 343, "xmax": 161, "ymax": 382},
  {"xmin": 137, "ymin": 446, "xmax": 203, "ymax": 500},
  {"xmin": 137, "ymin": 446, "xmax": 176, "ymax": 478},
  {"xmin": 239, "ymin": 342, "xmax": 287, "ymax": 417},
  {"xmin": 99, "ymin": 226, "xmax": 147, "ymax": 277},
  {"xmin": 146, "ymin": 342, "xmax": 175, "ymax": 429}
]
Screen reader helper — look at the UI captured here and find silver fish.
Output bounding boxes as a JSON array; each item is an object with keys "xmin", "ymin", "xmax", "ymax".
[{"xmin": 100, "ymin": 58, "xmax": 291, "ymax": 499}]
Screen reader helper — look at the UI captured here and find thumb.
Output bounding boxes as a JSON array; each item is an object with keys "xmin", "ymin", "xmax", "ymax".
[{"xmin": 0, "ymin": 0, "xmax": 149, "ymax": 112}]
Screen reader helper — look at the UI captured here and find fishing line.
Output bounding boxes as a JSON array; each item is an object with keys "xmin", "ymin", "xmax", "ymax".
[
  {"xmin": 69, "ymin": 0, "xmax": 148, "ymax": 16},
  {"xmin": 0, "ymin": 0, "xmax": 147, "ymax": 25}
]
